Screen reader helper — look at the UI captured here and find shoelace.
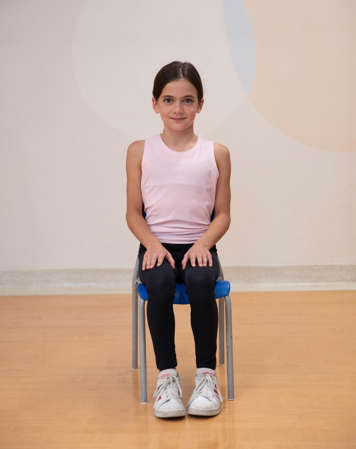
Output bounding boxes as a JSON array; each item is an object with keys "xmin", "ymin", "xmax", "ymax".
[
  {"xmin": 153, "ymin": 375, "xmax": 182, "ymax": 402},
  {"xmin": 192, "ymin": 373, "xmax": 223, "ymax": 402}
]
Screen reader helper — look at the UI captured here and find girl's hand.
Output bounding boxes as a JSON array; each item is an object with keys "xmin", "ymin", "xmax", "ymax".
[
  {"xmin": 142, "ymin": 242, "xmax": 175, "ymax": 270},
  {"xmin": 181, "ymin": 241, "xmax": 213, "ymax": 270}
]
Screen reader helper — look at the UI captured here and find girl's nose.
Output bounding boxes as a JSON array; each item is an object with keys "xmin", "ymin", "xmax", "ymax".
[{"xmin": 173, "ymin": 101, "xmax": 183, "ymax": 112}]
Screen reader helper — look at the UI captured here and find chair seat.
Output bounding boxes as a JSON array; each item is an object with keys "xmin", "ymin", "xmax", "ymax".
[{"xmin": 137, "ymin": 279, "xmax": 230, "ymax": 304}]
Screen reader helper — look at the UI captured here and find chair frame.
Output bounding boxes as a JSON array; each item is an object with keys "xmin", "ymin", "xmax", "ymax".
[{"xmin": 131, "ymin": 250, "xmax": 235, "ymax": 403}]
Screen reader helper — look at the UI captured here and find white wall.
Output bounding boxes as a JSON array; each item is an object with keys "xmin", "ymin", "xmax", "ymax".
[{"xmin": 1, "ymin": 0, "xmax": 355, "ymax": 271}]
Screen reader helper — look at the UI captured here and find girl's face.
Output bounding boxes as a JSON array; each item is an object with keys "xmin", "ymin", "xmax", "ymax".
[{"xmin": 152, "ymin": 78, "xmax": 203, "ymax": 132}]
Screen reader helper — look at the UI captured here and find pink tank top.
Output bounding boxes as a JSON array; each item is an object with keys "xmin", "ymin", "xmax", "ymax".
[{"xmin": 141, "ymin": 133, "xmax": 219, "ymax": 244}]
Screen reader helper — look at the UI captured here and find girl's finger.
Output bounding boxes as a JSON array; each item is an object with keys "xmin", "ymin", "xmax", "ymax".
[
  {"xmin": 181, "ymin": 254, "xmax": 187, "ymax": 270},
  {"xmin": 145, "ymin": 255, "xmax": 153, "ymax": 269},
  {"xmin": 208, "ymin": 253, "xmax": 213, "ymax": 267},
  {"xmin": 168, "ymin": 253, "xmax": 175, "ymax": 269},
  {"xmin": 148, "ymin": 256, "xmax": 156, "ymax": 269}
]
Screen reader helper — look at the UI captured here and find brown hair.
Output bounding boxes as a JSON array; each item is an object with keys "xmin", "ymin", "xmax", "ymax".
[{"xmin": 152, "ymin": 61, "xmax": 204, "ymax": 103}]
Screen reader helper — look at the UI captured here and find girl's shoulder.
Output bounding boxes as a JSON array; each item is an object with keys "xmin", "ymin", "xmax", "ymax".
[
  {"xmin": 213, "ymin": 141, "xmax": 231, "ymax": 169},
  {"xmin": 213, "ymin": 141, "xmax": 230, "ymax": 154},
  {"xmin": 127, "ymin": 139, "xmax": 145, "ymax": 152},
  {"xmin": 126, "ymin": 139, "xmax": 145, "ymax": 164}
]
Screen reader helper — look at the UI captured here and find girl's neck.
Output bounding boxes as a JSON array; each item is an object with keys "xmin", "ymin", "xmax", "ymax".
[{"xmin": 160, "ymin": 129, "xmax": 198, "ymax": 150}]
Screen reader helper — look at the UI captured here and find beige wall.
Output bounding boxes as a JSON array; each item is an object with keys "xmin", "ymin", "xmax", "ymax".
[{"xmin": 0, "ymin": 0, "xmax": 355, "ymax": 270}]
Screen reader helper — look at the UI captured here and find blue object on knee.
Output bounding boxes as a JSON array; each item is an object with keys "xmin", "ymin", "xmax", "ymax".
[{"xmin": 137, "ymin": 279, "xmax": 230, "ymax": 305}]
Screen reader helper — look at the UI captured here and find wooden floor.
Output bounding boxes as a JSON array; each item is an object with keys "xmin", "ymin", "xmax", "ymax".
[{"xmin": 1, "ymin": 290, "xmax": 356, "ymax": 449}]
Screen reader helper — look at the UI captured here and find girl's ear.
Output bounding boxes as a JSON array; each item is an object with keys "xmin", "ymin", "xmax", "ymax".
[
  {"xmin": 197, "ymin": 98, "xmax": 204, "ymax": 113},
  {"xmin": 152, "ymin": 96, "xmax": 159, "ymax": 113}
]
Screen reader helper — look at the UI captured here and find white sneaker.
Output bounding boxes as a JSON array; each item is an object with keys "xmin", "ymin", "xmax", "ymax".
[
  {"xmin": 187, "ymin": 368, "xmax": 223, "ymax": 416},
  {"xmin": 153, "ymin": 369, "xmax": 186, "ymax": 418}
]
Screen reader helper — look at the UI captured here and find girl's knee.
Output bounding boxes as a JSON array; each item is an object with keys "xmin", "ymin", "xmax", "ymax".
[
  {"xmin": 185, "ymin": 267, "xmax": 216, "ymax": 293},
  {"xmin": 141, "ymin": 263, "xmax": 176, "ymax": 301}
]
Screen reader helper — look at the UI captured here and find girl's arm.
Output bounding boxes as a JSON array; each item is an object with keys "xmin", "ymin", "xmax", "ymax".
[
  {"xmin": 125, "ymin": 140, "xmax": 162, "ymax": 249},
  {"xmin": 196, "ymin": 142, "xmax": 231, "ymax": 248}
]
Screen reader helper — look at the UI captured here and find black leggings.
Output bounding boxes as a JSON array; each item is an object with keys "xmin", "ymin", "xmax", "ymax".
[{"xmin": 137, "ymin": 242, "xmax": 219, "ymax": 371}]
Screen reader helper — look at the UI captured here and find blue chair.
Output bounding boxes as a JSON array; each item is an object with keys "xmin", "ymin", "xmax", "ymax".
[{"xmin": 131, "ymin": 205, "xmax": 235, "ymax": 403}]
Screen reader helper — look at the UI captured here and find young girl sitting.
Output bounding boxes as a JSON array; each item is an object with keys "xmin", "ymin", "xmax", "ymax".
[{"xmin": 126, "ymin": 60, "xmax": 231, "ymax": 418}]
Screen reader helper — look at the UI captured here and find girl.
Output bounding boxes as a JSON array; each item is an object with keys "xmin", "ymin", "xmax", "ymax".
[{"xmin": 125, "ymin": 61, "xmax": 231, "ymax": 418}]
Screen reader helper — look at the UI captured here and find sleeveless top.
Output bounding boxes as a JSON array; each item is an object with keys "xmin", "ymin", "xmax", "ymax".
[{"xmin": 141, "ymin": 133, "xmax": 219, "ymax": 244}]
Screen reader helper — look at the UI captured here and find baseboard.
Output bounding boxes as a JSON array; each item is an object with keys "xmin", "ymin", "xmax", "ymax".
[{"xmin": 0, "ymin": 265, "xmax": 355, "ymax": 296}]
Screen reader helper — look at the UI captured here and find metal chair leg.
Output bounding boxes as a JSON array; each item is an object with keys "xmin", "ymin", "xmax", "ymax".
[
  {"xmin": 132, "ymin": 282, "xmax": 138, "ymax": 369},
  {"xmin": 132, "ymin": 257, "xmax": 140, "ymax": 369},
  {"xmin": 139, "ymin": 298, "xmax": 148, "ymax": 403},
  {"xmin": 218, "ymin": 297, "xmax": 225, "ymax": 365},
  {"xmin": 225, "ymin": 294, "xmax": 234, "ymax": 400}
]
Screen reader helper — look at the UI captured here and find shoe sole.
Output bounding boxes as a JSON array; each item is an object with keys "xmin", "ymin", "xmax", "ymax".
[
  {"xmin": 187, "ymin": 406, "xmax": 221, "ymax": 417},
  {"xmin": 154, "ymin": 409, "xmax": 186, "ymax": 418}
]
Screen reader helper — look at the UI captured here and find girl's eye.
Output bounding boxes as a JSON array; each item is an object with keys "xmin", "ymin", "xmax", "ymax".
[{"xmin": 162, "ymin": 98, "xmax": 193, "ymax": 104}]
